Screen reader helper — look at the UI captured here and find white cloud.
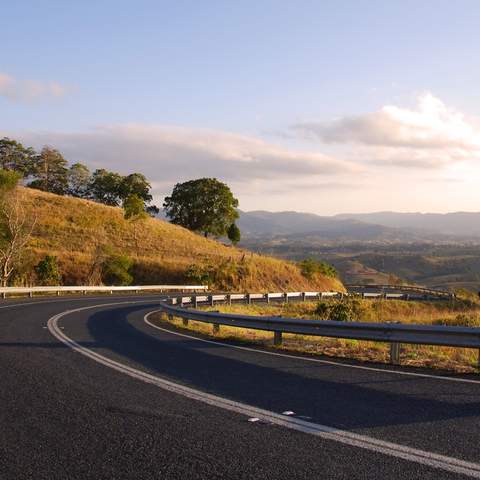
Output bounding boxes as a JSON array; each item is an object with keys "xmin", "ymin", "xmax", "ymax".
[
  {"xmin": 0, "ymin": 72, "xmax": 72, "ymax": 102},
  {"xmin": 293, "ymin": 93, "xmax": 480, "ymax": 168},
  {"xmin": 7, "ymin": 124, "xmax": 360, "ymax": 198}
]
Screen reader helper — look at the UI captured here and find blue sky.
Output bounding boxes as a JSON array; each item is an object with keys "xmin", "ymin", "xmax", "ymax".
[{"xmin": 2, "ymin": 1, "xmax": 480, "ymax": 214}]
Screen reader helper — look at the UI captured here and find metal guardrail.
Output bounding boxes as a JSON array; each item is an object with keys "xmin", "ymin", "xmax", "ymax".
[
  {"xmin": 0, "ymin": 285, "xmax": 208, "ymax": 299},
  {"xmin": 159, "ymin": 292, "xmax": 480, "ymax": 366},
  {"xmin": 346, "ymin": 284, "xmax": 454, "ymax": 300}
]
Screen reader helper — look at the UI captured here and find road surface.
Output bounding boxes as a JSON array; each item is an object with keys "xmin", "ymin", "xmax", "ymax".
[{"xmin": 1, "ymin": 295, "xmax": 479, "ymax": 479}]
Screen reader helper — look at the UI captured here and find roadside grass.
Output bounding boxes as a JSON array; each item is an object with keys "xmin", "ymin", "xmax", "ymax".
[
  {"xmin": 19, "ymin": 187, "xmax": 343, "ymax": 292},
  {"xmin": 151, "ymin": 299, "xmax": 480, "ymax": 373}
]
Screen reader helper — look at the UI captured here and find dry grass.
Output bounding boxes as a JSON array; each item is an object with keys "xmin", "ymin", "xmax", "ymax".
[
  {"xmin": 151, "ymin": 299, "xmax": 480, "ymax": 373},
  {"xmin": 19, "ymin": 187, "xmax": 344, "ymax": 291}
]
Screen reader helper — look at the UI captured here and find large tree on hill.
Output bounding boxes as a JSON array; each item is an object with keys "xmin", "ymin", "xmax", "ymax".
[
  {"xmin": 119, "ymin": 173, "xmax": 159, "ymax": 215},
  {"xmin": 68, "ymin": 163, "xmax": 91, "ymax": 198},
  {"xmin": 163, "ymin": 178, "xmax": 239, "ymax": 237},
  {"xmin": 0, "ymin": 137, "xmax": 36, "ymax": 177},
  {"xmin": 29, "ymin": 146, "xmax": 69, "ymax": 195},
  {"xmin": 89, "ymin": 169, "xmax": 124, "ymax": 206}
]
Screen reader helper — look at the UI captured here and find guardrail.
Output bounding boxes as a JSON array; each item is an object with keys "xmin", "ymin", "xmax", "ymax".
[
  {"xmin": 159, "ymin": 292, "xmax": 480, "ymax": 366},
  {"xmin": 0, "ymin": 285, "xmax": 208, "ymax": 299},
  {"xmin": 346, "ymin": 284, "xmax": 454, "ymax": 300}
]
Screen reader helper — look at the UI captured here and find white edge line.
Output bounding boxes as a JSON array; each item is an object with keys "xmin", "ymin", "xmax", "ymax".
[
  {"xmin": 45, "ymin": 301, "xmax": 480, "ymax": 479},
  {"xmin": 144, "ymin": 310, "xmax": 480, "ymax": 385}
]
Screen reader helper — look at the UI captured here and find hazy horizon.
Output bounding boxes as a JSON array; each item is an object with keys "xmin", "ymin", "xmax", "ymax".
[{"xmin": 2, "ymin": 1, "xmax": 480, "ymax": 215}]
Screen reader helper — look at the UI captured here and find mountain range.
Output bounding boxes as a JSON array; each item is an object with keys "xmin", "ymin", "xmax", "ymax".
[{"xmin": 237, "ymin": 210, "xmax": 480, "ymax": 242}]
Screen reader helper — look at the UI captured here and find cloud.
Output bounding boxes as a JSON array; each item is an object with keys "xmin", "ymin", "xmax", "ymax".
[
  {"xmin": 7, "ymin": 124, "xmax": 360, "ymax": 197},
  {"xmin": 292, "ymin": 93, "xmax": 480, "ymax": 168},
  {"xmin": 0, "ymin": 72, "xmax": 72, "ymax": 102}
]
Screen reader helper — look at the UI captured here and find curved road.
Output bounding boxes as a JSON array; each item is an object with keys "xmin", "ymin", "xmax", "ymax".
[{"xmin": 2, "ymin": 295, "xmax": 480, "ymax": 479}]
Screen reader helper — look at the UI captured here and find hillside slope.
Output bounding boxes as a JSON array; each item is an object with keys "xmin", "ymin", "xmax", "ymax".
[{"xmin": 20, "ymin": 188, "xmax": 343, "ymax": 292}]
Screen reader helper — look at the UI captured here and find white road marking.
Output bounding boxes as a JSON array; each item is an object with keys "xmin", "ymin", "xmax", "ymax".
[
  {"xmin": 282, "ymin": 411, "xmax": 295, "ymax": 416},
  {"xmin": 46, "ymin": 302, "xmax": 480, "ymax": 478},
  {"xmin": 144, "ymin": 309, "xmax": 480, "ymax": 385}
]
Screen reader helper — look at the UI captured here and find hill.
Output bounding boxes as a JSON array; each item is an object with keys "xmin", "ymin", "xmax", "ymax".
[{"xmin": 18, "ymin": 188, "xmax": 344, "ymax": 292}]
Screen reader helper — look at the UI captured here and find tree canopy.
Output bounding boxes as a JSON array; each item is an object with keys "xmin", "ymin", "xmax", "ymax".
[
  {"xmin": 28, "ymin": 147, "xmax": 69, "ymax": 195},
  {"xmin": 0, "ymin": 137, "xmax": 159, "ymax": 214},
  {"xmin": 163, "ymin": 178, "xmax": 239, "ymax": 237},
  {"xmin": 0, "ymin": 137, "xmax": 36, "ymax": 177},
  {"xmin": 227, "ymin": 223, "xmax": 241, "ymax": 245}
]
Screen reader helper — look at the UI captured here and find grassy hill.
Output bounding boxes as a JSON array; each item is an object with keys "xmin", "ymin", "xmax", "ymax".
[{"xmin": 19, "ymin": 188, "xmax": 344, "ymax": 292}]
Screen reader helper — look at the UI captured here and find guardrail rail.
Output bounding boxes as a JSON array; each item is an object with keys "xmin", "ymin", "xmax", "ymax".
[
  {"xmin": 0, "ymin": 285, "xmax": 208, "ymax": 299},
  {"xmin": 158, "ymin": 292, "xmax": 480, "ymax": 367}
]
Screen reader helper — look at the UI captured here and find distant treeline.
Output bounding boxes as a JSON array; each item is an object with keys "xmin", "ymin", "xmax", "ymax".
[{"xmin": 0, "ymin": 137, "xmax": 159, "ymax": 215}]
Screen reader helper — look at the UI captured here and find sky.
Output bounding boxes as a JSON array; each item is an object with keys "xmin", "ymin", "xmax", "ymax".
[{"xmin": 2, "ymin": 0, "xmax": 480, "ymax": 215}]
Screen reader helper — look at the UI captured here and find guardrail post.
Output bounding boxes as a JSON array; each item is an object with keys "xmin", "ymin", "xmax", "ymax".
[
  {"xmin": 247, "ymin": 293, "xmax": 251, "ymax": 305},
  {"xmin": 183, "ymin": 318, "xmax": 189, "ymax": 327},
  {"xmin": 213, "ymin": 323, "xmax": 220, "ymax": 334},
  {"xmin": 209, "ymin": 295, "xmax": 214, "ymax": 306},
  {"xmin": 226, "ymin": 294, "xmax": 231, "ymax": 306},
  {"xmin": 2, "ymin": 292, "xmax": 5, "ymax": 299},
  {"xmin": 193, "ymin": 296, "xmax": 198, "ymax": 308},
  {"xmin": 265, "ymin": 293, "xmax": 270, "ymax": 304},
  {"xmin": 390, "ymin": 342, "xmax": 401, "ymax": 365},
  {"xmin": 302, "ymin": 292, "xmax": 306, "ymax": 302},
  {"xmin": 168, "ymin": 314, "xmax": 174, "ymax": 321},
  {"xmin": 274, "ymin": 331, "xmax": 283, "ymax": 346},
  {"xmin": 56, "ymin": 291, "xmax": 60, "ymax": 296},
  {"xmin": 29, "ymin": 291, "xmax": 33, "ymax": 298},
  {"xmin": 284, "ymin": 293, "xmax": 288, "ymax": 304}
]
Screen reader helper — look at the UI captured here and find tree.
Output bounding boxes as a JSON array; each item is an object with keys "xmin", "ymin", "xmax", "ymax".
[
  {"xmin": 0, "ymin": 179, "xmax": 36, "ymax": 286},
  {"xmin": 227, "ymin": 223, "xmax": 241, "ymax": 245},
  {"xmin": 123, "ymin": 194, "xmax": 148, "ymax": 256},
  {"xmin": 29, "ymin": 146, "xmax": 68, "ymax": 195},
  {"xmin": 35, "ymin": 255, "xmax": 61, "ymax": 285},
  {"xmin": 68, "ymin": 163, "xmax": 91, "ymax": 198},
  {"xmin": 123, "ymin": 193, "xmax": 147, "ymax": 220},
  {"xmin": 163, "ymin": 178, "xmax": 239, "ymax": 237},
  {"xmin": 0, "ymin": 137, "xmax": 36, "ymax": 177},
  {"xmin": 119, "ymin": 173, "xmax": 158, "ymax": 216},
  {"xmin": 101, "ymin": 253, "xmax": 133, "ymax": 285},
  {"xmin": 89, "ymin": 169, "xmax": 123, "ymax": 206},
  {"xmin": 298, "ymin": 258, "xmax": 337, "ymax": 279}
]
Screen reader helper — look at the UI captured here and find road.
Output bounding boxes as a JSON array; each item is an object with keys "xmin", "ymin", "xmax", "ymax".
[{"xmin": 1, "ymin": 295, "xmax": 480, "ymax": 479}]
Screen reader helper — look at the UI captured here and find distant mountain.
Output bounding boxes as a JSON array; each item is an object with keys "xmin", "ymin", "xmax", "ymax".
[
  {"xmin": 335, "ymin": 212, "xmax": 480, "ymax": 237},
  {"xmin": 237, "ymin": 210, "xmax": 451, "ymax": 242}
]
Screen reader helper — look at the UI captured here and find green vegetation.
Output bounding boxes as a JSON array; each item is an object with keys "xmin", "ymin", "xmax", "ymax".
[
  {"xmin": 35, "ymin": 255, "xmax": 62, "ymax": 285},
  {"xmin": 101, "ymin": 253, "xmax": 133, "ymax": 286},
  {"xmin": 227, "ymin": 223, "xmax": 241, "ymax": 245},
  {"xmin": 163, "ymin": 178, "xmax": 239, "ymax": 238},
  {"xmin": 299, "ymin": 258, "xmax": 337, "ymax": 279},
  {"xmin": 315, "ymin": 299, "xmax": 359, "ymax": 321}
]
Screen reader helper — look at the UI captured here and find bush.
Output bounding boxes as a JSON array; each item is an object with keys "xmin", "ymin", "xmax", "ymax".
[
  {"xmin": 298, "ymin": 258, "xmax": 337, "ymax": 279},
  {"xmin": 101, "ymin": 254, "xmax": 133, "ymax": 286},
  {"xmin": 314, "ymin": 299, "xmax": 361, "ymax": 322},
  {"xmin": 35, "ymin": 255, "xmax": 62, "ymax": 285}
]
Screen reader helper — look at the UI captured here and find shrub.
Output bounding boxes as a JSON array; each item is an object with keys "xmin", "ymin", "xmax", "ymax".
[
  {"xmin": 35, "ymin": 255, "xmax": 62, "ymax": 285},
  {"xmin": 314, "ymin": 299, "xmax": 361, "ymax": 322},
  {"xmin": 298, "ymin": 258, "xmax": 337, "ymax": 279},
  {"xmin": 101, "ymin": 254, "xmax": 133, "ymax": 286}
]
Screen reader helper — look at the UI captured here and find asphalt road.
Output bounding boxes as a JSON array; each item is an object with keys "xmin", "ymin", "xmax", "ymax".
[{"xmin": 1, "ymin": 295, "xmax": 480, "ymax": 479}]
